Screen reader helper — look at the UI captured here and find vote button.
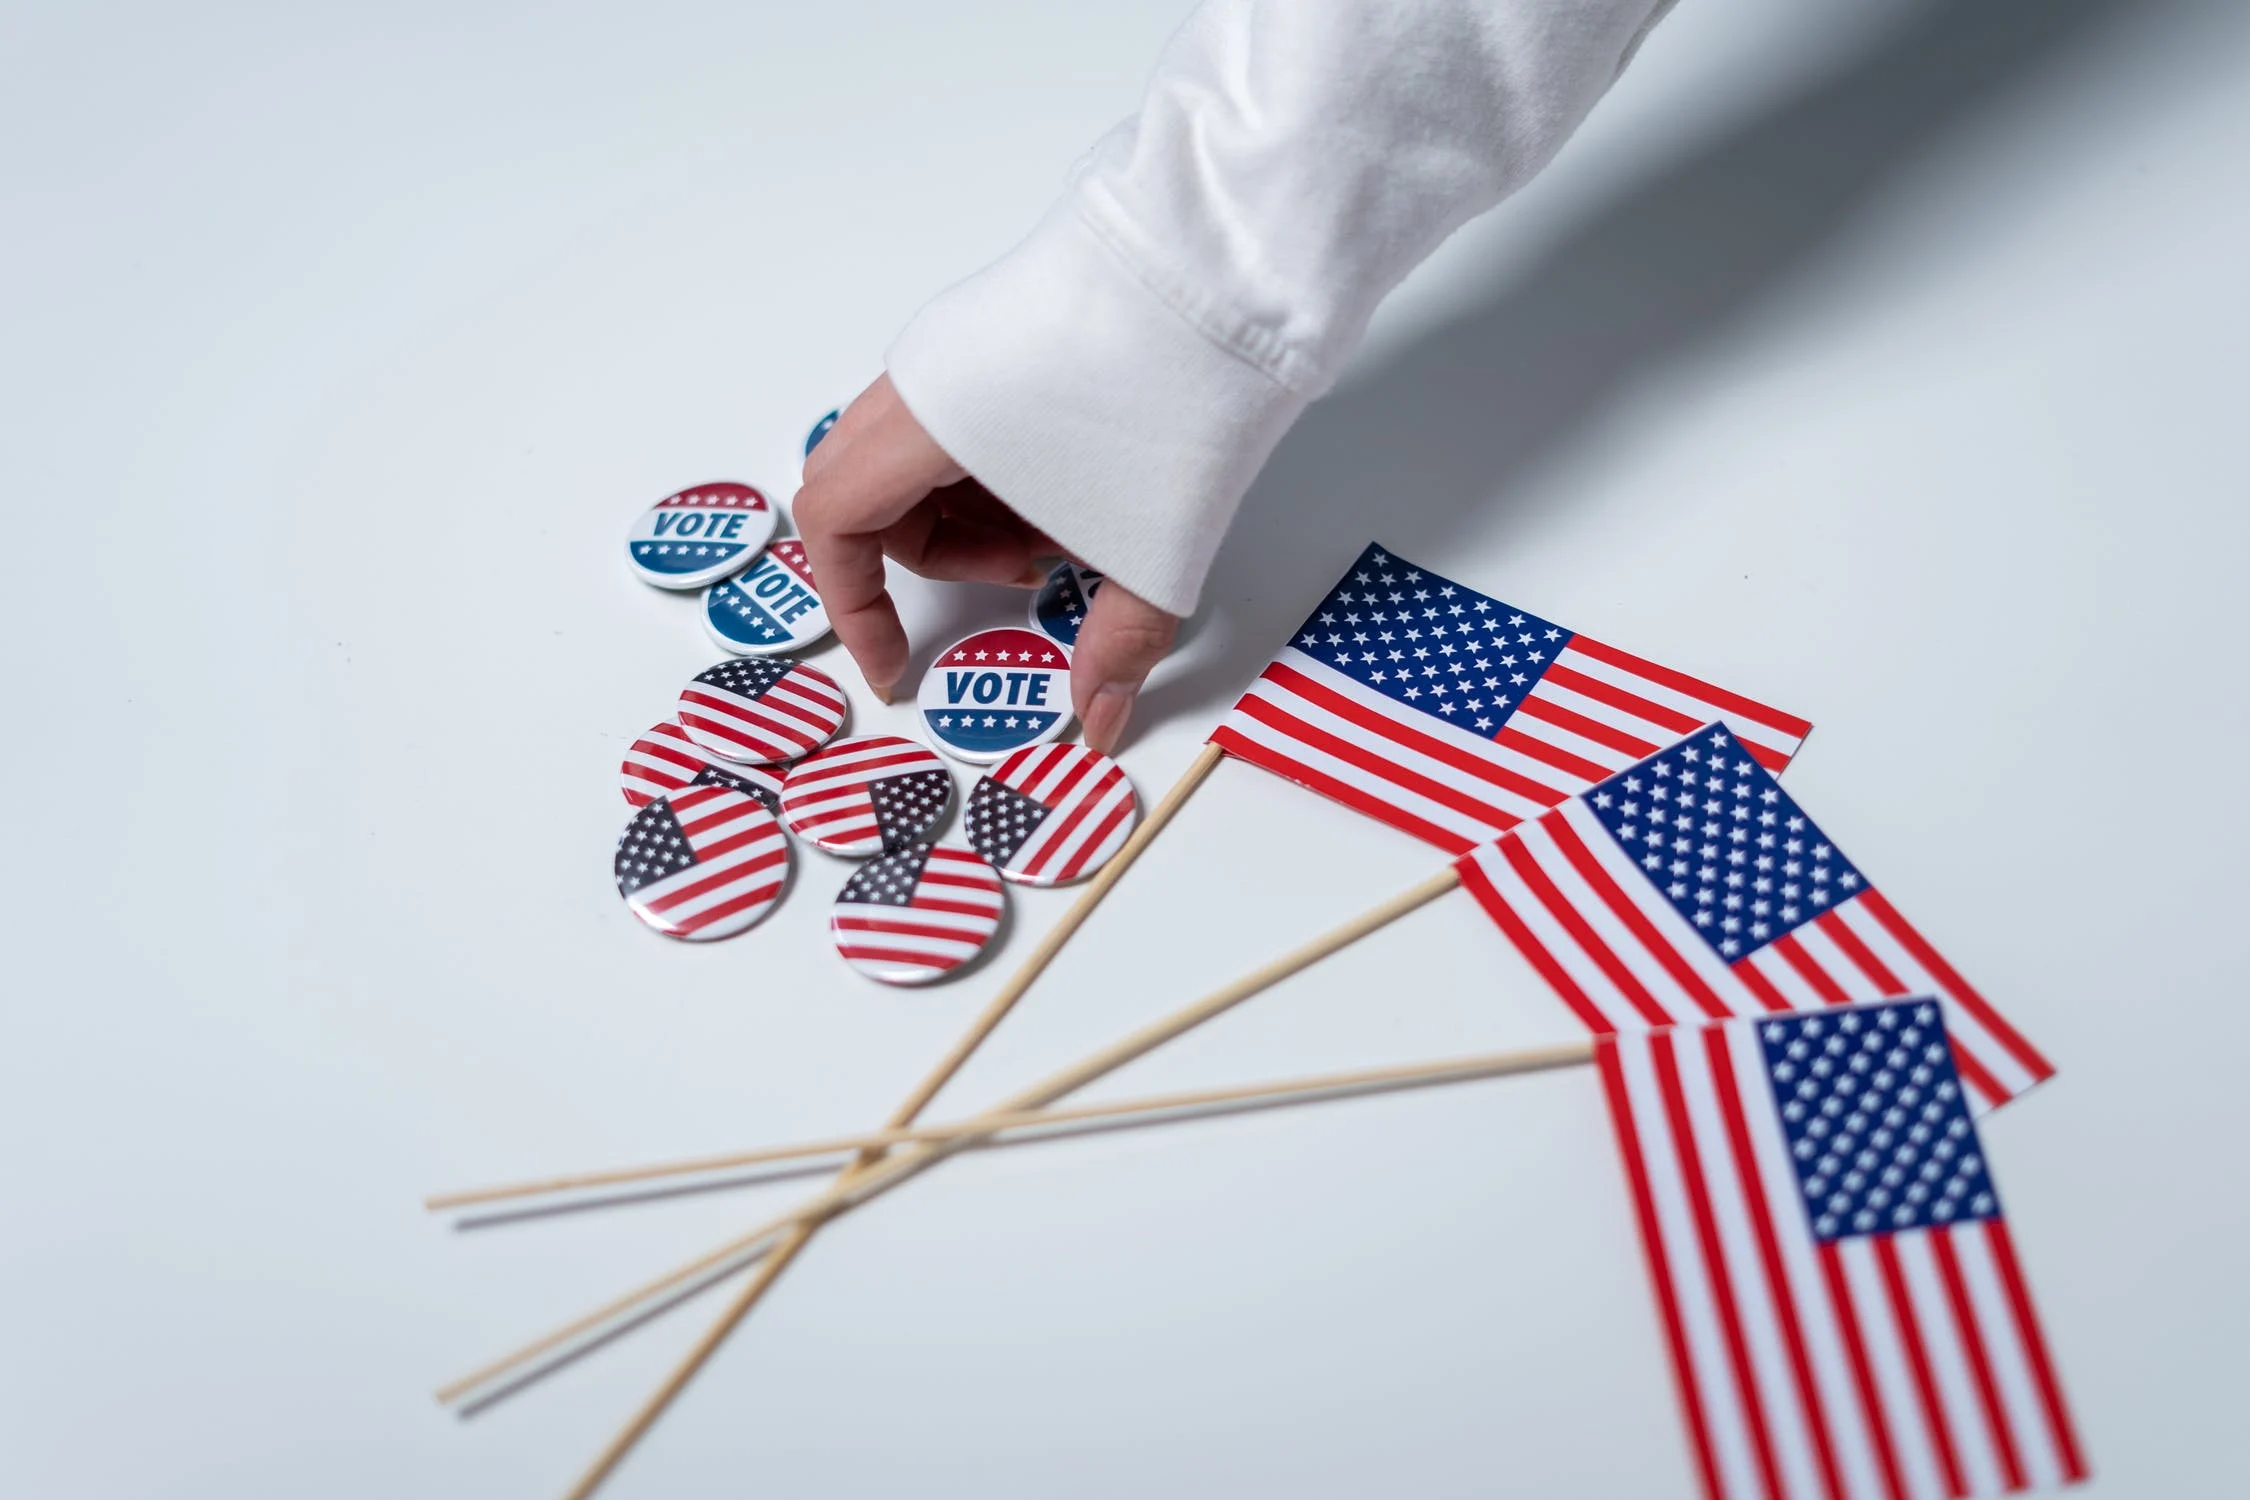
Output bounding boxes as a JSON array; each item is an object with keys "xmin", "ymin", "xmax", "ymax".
[
  {"xmin": 703, "ymin": 540, "xmax": 831, "ymax": 655},
  {"xmin": 625, "ymin": 482, "xmax": 779, "ymax": 590},
  {"xmin": 917, "ymin": 627, "xmax": 1073, "ymax": 765}
]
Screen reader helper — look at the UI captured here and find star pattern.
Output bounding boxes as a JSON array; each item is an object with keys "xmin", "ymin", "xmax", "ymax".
[
  {"xmin": 613, "ymin": 798, "xmax": 696, "ymax": 895},
  {"xmin": 1586, "ymin": 725, "xmax": 1862, "ymax": 961},
  {"xmin": 1758, "ymin": 1002, "xmax": 1998, "ymax": 1243},
  {"xmin": 1286, "ymin": 543, "xmax": 1573, "ymax": 739},
  {"xmin": 707, "ymin": 575, "xmax": 788, "ymax": 641},
  {"xmin": 869, "ymin": 770, "xmax": 953, "ymax": 849},
  {"xmin": 961, "ymin": 778, "xmax": 1048, "ymax": 867},
  {"xmin": 839, "ymin": 841, "xmax": 935, "ymax": 907},
  {"xmin": 689, "ymin": 763, "xmax": 779, "ymax": 814},
  {"xmin": 694, "ymin": 655, "xmax": 794, "ymax": 700},
  {"xmin": 1032, "ymin": 562, "xmax": 1104, "ymax": 647}
]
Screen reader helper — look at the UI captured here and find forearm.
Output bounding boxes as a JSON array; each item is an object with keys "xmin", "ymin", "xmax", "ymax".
[{"xmin": 887, "ymin": 0, "xmax": 1680, "ymax": 616}]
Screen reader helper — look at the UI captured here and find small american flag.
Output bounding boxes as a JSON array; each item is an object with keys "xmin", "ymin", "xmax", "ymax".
[
  {"xmin": 777, "ymin": 735, "xmax": 954, "ymax": 856},
  {"xmin": 676, "ymin": 655, "xmax": 847, "ymax": 766},
  {"xmin": 1455, "ymin": 725, "xmax": 2053, "ymax": 1113},
  {"xmin": 613, "ymin": 783, "xmax": 791, "ymax": 940},
  {"xmin": 620, "ymin": 719, "xmax": 784, "ymax": 812},
  {"xmin": 1210, "ymin": 544, "xmax": 1812, "ymax": 853},
  {"xmin": 963, "ymin": 743, "xmax": 1139, "ymax": 885},
  {"xmin": 829, "ymin": 842, "xmax": 1005, "ymax": 985},
  {"xmin": 1600, "ymin": 1002, "xmax": 2086, "ymax": 1499}
]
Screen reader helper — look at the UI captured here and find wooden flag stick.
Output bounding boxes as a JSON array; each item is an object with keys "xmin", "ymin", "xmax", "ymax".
[
  {"xmin": 430, "ymin": 1038, "xmax": 1596, "ymax": 1212},
  {"xmin": 554, "ymin": 863, "xmax": 1463, "ymax": 1498},
  {"xmin": 435, "ymin": 743, "xmax": 1223, "ymax": 1410}
]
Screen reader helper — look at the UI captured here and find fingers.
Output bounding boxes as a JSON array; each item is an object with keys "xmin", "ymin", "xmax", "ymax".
[
  {"xmin": 793, "ymin": 375, "xmax": 965, "ymax": 700},
  {"xmin": 1069, "ymin": 580, "xmax": 1179, "ymax": 754},
  {"xmin": 880, "ymin": 481, "xmax": 1056, "ymax": 587}
]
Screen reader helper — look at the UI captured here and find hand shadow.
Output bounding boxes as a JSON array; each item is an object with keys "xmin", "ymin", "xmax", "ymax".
[{"xmin": 1130, "ymin": 0, "xmax": 2150, "ymax": 742}]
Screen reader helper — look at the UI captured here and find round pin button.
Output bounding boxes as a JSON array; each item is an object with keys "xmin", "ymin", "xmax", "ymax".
[
  {"xmin": 677, "ymin": 656, "xmax": 848, "ymax": 766},
  {"xmin": 963, "ymin": 744, "xmax": 1139, "ymax": 886},
  {"xmin": 626, "ymin": 482, "xmax": 779, "ymax": 590},
  {"xmin": 703, "ymin": 540, "xmax": 831, "ymax": 656},
  {"xmin": 804, "ymin": 409, "xmax": 839, "ymax": 459},
  {"xmin": 829, "ymin": 841, "xmax": 1005, "ymax": 985},
  {"xmin": 614, "ymin": 784, "xmax": 791, "ymax": 940},
  {"xmin": 620, "ymin": 719, "xmax": 786, "ymax": 812},
  {"xmin": 779, "ymin": 735, "xmax": 953, "ymax": 857},
  {"xmin": 917, "ymin": 627, "xmax": 1073, "ymax": 765},
  {"xmin": 1028, "ymin": 561, "xmax": 1106, "ymax": 648}
]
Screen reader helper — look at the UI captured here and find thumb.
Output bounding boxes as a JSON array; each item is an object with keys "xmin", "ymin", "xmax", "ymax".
[{"xmin": 1069, "ymin": 579, "xmax": 1179, "ymax": 754}]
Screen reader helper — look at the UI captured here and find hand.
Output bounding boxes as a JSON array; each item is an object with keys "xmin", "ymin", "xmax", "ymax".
[{"xmin": 794, "ymin": 374, "xmax": 1179, "ymax": 753}]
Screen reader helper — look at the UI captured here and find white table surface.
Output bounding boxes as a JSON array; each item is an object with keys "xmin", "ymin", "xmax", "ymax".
[{"xmin": 6, "ymin": 1, "xmax": 2247, "ymax": 1495}]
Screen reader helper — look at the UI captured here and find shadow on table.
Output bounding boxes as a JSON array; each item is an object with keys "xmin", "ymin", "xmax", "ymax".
[{"xmin": 1132, "ymin": 0, "xmax": 2151, "ymax": 742}]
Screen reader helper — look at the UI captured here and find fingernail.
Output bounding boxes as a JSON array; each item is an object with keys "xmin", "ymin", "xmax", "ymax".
[
  {"xmin": 1082, "ymin": 683, "xmax": 1135, "ymax": 753},
  {"xmin": 1012, "ymin": 562, "xmax": 1050, "ymax": 588},
  {"xmin": 868, "ymin": 677, "xmax": 896, "ymax": 706}
]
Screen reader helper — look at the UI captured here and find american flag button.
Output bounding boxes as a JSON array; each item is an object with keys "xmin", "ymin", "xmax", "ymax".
[
  {"xmin": 677, "ymin": 655, "xmax": 848, "ymax": 766},
  {"xmin": 964, "ymin": 744, "xmax": 1138, "ymax": 886},
  {"xmin": 625, "ymin": 482, "xmax": 778, "ymax": 590},
  {"xmin": 702, "ymin": 539, "xmax": 831, "ymax": 656},
  {"xmin": 779, "ymin": 735, "xmax": 954, "ymax": 857},
  {"xmin": 829, "ymin": 841, "xmax": 1005, "ymax": 985},
  {"xmin": 614, "ymin": 784, "xmax": 791, "ymax": 941},
  {"xmin": 1027, "ymin": 560, "xmax": 1104, "ymax": 648},
  {"xmin": 803, "ymin": 409, "xmax": 839, "ymax": 460},
  {"xmin": 916, "ymin": 627, "xmax": 1073, "ymax": 765},
  {"xmin": 620, "ymin": 719, "xmax": 786, "ymax": 813}
]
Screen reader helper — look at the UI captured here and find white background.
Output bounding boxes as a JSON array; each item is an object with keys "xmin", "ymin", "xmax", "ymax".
[{"xmin": 4, "ymin": 1, "xmax": 2247, "ymax": 1495}]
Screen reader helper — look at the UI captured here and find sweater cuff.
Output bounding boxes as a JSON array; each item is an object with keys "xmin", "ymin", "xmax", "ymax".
[{"xmin": 885, "ymin": 200, "xmax": 1306, "ymax": 619}]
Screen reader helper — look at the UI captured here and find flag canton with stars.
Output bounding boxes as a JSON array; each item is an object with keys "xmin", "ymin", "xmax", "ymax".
[
  {"xmin": 1287, "ymin": 543, "xmax": 1576, "ymax": 739},
  {"xmin": 1756, "ymin": 1001, "xmax": 1999, "ymax": 1244},
  {"xmin": 961, "ymin": 778, "xmax": 1047, "ymax": 867},
  {"xmin": 839, "ymin": 842, "xmax": 937, "ymax": 906},
  {"xmin": 690, "ymin": 763, "xmax": 778, "ymax": 814},
  {"xmin": 694, "ymin": 655, "xmax": 796, "ymax": 702},
  {"xmin": 614, "ymin": 798, "xmax": 696, "ymax": 895},
  {"xmin": 1584, "ymin": 723, "xmax": 1864, "ymax": 961},
  {"xmin": 870, "ymin": 770, "xmax": 954, "ymax": 849},
  {"xmin": 1031, "ymin": 562, "xmax": 1103, "ymax": 648}
]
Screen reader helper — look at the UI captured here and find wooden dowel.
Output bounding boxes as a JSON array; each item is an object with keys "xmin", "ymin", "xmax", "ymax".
[
  {"xmin": 431, "ymin": 1038, "xmax": 1594, "ymax": 1212},
  {"xmin": 435, "ymin": 745, "xmax": 1220, "ymax": 1409},
  {"xmin": 546, "ymin": 864, "xmax": 1464, "ymax": 1497}
]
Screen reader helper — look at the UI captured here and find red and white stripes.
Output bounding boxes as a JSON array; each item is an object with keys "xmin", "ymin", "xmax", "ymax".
[
  {"xmin": 779, "ymin": 735, "xmax": 952, "ymax": 856},
  {"xmin": 1598, "ymin": 1022, "xmax": 2086, "ymax": 1500},
  {"xmin": 979, "ymin": 743, "xmax": 1139, "ymax": 885},
  {"xmin": 1455, "ymin": 800, "xmax": 2054, "ymax": 1114},
  {"xmin": 619, "ymin": 719, "xmax": 783, "ymax": 809},
  {"xmin": 677, "ymin": 661, "xmax": 846, "ymax": 765},
  {"xmin": 830, "ymin": 844, "xmax": 1006, "ymax": 986},
  {"xmin": 615, "ymin": 784, "xmax": 790, "ymax": 941}
]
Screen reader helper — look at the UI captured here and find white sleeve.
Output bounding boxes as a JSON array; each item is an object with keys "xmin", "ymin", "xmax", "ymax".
[{"xmin": 885, "ymin": 0, "xmax": 1680, "ymax": 617}]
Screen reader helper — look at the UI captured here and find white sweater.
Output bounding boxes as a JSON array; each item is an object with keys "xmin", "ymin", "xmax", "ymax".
[{"xmin": 885, "ymin": 0, "xmax": 1680, "ymax": 618}]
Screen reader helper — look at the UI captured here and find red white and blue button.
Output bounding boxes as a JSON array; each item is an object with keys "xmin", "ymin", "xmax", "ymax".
[
  {"xmin": 779, "ymin": 735, "xmax": 953, "ymax": 857},
  {"xmin": 828, "ymin": 841, "xmax": 1006, "ymax": 985},
  {"xmin": 614, "ymin": 784, "xmax": 791, "ymax": 941},
  {"xmin": 677, "ymin": 656, "xmax": 848, "ymax": 766},
  {"xmin": 1028, "ymin": 560, "xmax": 1105, "ymax": 648},
  {"xmin": 626, "ymin": 482, "xmax": 778, "ymax": 589},
  {"xmin": 917, "ymin": 627, "xmax": 1072, "ymax": 764},
  {"xmin": 620, "ymin": 719, "xmax": 786, "ymax": 812},
  {"xmin": 703, "ymin": 539, "xmax": 830, "ymax": 655},
  {"xmin": 964, "ymin": 744, "xmax": 1138, "ymax": 886}
]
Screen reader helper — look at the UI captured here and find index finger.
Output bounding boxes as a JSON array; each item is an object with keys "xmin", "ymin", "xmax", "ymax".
[{"xmin": 792, "ymin": 377, "xmax": 964, "ymax": 699}]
